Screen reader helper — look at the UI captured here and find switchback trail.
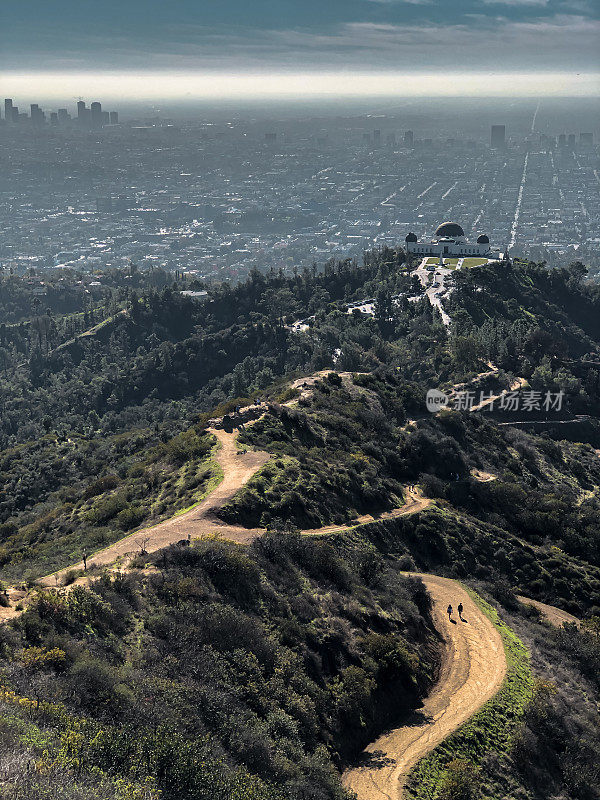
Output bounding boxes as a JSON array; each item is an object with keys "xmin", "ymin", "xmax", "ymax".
[
  {"xmin": 342, "ymin": 574, "xmax": 507, "ymax": 800},
  {"xmin": 33, "ymin": 368, "xmax": 503, "ymax": 588},
  {"xmin": 9, "ymin": 366, "xmax": 503, "ymax": 603},
  {"xmin": 37, "ymin": 432, "xmax": 431, "ymax": 587}
]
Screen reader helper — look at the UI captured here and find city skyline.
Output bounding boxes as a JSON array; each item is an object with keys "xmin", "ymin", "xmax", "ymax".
[{"xmin": 3, "ymin": 97, "xmax": 118, "ymax": 126}]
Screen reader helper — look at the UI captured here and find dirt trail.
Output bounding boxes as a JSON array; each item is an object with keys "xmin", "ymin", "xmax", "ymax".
[
  {"xmin": 300, "ymin": 487, "xmax": 431, "ymax": 538},
  {"xmin": 34, "ymin": 452, "xmax": 431, "ymax": 587},
  {"xmin": 343, "ymin": 574, "xmax": 506, "ymax": 800},
  {"xmin": 7, "ymin": 370, "xmax": 430, "ymax": 602},
  {"xmin": 517, "ymin": 596, "xmax": 580, "ymax": 627},
  {"xmin": 38, "ymin": 428, "xmax": 270, "ymax": 587},
  {"xmin": 470, "ymin": 469, "xmax": 497, "ymax": 483}
]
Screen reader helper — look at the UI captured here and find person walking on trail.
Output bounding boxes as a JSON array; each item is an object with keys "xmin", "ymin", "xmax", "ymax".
[
  {"xmin": 458, "ymin": 602, "xmax": 464, "ymax": 621},
  {"xmin": 447, "ymin": 604, "xmax": 453, "ymax": 620}
]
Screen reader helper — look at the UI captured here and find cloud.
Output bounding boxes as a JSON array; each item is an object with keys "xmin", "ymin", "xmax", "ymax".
[
  {"xmin": 1, "ymin": 12, "xmax": 598, "ymax": 75},
  {"xmin": 481, "ymin": 0, "xmax": 549, "ymax": 6},
  {"xmin": 366, "ymin": 0, "xmax": 434, "ymax": 5}
]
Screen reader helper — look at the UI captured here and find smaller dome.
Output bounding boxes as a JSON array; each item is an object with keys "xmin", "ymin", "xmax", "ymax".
[
  {"xmin": 435, "ymin": 222, "xmax": 465, "ymax": 239},
  {"xmin": 405, "ymin": 232, "xmax": 418, "ymax": 242},
  {"xmin": 477, "ymin": 234, "xmax": 490, "ymax": 244}
]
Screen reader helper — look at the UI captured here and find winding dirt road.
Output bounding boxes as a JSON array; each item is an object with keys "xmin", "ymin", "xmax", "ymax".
[
  {"xmin": 38, "ymin": 441, "xmax": 432, "ymax": 586},
  {"xmin": 342, "ymin": 574, "xmax": 506, "ymax": 800},
  {"xmin": 302, "ymin": 487, "xmax": 430, "ymax": 537},
  {"xmin": 5, "ymin": 383, "xmax": 511, "ymax": 795}
]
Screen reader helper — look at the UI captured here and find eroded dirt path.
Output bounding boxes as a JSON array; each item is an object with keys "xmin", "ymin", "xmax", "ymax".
[
  {"xmin": 342, "ymin": 574, "xmax": 506, "ymax": 800},
  {"xmin": 38, "ymin": 430, "xmax": 432, "ymax": 584},
  {"xmin": 299, "ymin": 487, "xmax": 430, "ymax": 538}
]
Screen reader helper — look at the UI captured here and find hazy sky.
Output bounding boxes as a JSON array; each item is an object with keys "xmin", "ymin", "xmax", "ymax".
[{"xmin": 2, "ymin": 0, "xmax": 599, "ymax": 99}]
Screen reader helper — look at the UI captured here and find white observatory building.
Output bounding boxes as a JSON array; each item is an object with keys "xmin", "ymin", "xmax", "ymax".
[{"xmin": 404, "ymin": 222, "xmax": 497, "ymax": 258}]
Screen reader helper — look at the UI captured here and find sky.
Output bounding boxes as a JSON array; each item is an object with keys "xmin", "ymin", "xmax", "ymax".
[{"xmin": 1, "ymin": 0, "xmax": 599, "ymax": 100}]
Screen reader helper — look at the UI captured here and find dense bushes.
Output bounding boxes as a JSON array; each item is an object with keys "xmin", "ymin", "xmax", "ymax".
[{"xmin": 2, "ymin": 535, "xmax": 437, "ymax": 799}]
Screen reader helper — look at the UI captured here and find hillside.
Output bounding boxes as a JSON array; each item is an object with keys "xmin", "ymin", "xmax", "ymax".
[{"xmin": 0, "ymin": 254, "xmax": 599, "ymax": 799}]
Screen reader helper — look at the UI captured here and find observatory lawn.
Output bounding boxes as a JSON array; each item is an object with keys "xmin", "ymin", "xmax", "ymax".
[
  {"xmin": 423, "ymin": 256, "xmax": 490, "ymax": 270},
  {"xmin": 462, "ymin": 257, "xmax": 489, "ymax": 268}
]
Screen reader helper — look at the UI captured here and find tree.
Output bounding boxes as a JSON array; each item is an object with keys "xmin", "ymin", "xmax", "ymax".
[{"xmin": 375, "ymin": 287, "xmax": 394, "ymax": 335}]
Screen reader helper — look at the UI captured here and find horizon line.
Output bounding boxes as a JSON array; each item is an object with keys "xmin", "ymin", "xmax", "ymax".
[{"xmin": 3, "ymin": 71, "xmax": 599, "ymax": 102}]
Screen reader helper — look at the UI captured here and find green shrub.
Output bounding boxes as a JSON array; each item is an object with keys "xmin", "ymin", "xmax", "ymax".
[
  {"xmin": 86, "ymin": 493, "xmax": 128, "ymax": 525},
  {"xmin": 116, "ymin": 505, "xmax": 145, "ymax": 531},
  {"xmin": 439, "ymin": 759, "xmax": 480, "ymax": 800},
  {"xmin": 83, "ymin": 474, "xmax": 119, "ymax": 500}
]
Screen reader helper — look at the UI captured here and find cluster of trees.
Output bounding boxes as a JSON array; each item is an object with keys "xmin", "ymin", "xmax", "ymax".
[
  {"xmin": 448, "ymin": 259, "xmax": 600, "ymax": 415},
  {"xmin": 0, "ymin": 250, "xmax": 422, "ymax": 448}
]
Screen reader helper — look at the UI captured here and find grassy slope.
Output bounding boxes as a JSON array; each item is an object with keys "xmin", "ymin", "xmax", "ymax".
[{"xmin": 0, "ymin": 429, "xmax": 219, "ymax": 583}]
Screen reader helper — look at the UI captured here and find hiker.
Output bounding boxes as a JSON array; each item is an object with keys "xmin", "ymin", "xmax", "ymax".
[
  {"xmin": 458, "ymin": 602, "xmax": 464, "ymax": 621},
  {"xmin": 82, "ymin": 549, "xmax": 87, "ymax": 572},
  {"xmin": 447, "ymin": 603, "xmax": 453, "ymax": 620}
]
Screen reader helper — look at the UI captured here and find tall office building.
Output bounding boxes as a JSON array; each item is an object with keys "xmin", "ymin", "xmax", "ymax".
[
  {"xmin": 373, "ymin": 129, "xmax": 382, "ymax": 146},
  {"xmin": 4, "ymin": 98, "xmax": 13, "ymax": 122},
  {"xmin": 580, "ymin": 132, "xmax": 593, "ymax": 147},
  {"xmin": 403, "ymin": 130, "xmax": 414, "ymax": 147},
  {"xmin": 58, "ymin": 108, "xmax": 70, "ymax": 123},
  {"xmin": 91, "ymin": 101, "xmax": 103, "ymax": 128},
  {"xmin": 77, "ymin": 100, "xmax": 86, "ymax": 122},
  {"xmin": 50, "ymin": 112, "xmax": 58, "ymax": 125},
  {"xmin": 567, "ymin": 134, "xmax": 576, "ymax": 147},
  {"xmin": 30, "ymin": 104, "xmax": 45, "ymax": 125},
  {"xmin": 491, "ymin": 125, "xmax": 506, "ymax": 148},
  {"xmin": 109, "ymin": 111, "xmax": 119, "ymax": 124},
  {"xmin": 558, "ymin": 133, "xmax": 566, "ymax": 147}
]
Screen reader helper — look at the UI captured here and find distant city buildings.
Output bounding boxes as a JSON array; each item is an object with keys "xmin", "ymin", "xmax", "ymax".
[
  {"xmin": 0, "ymin": 103, "xmax": 597, "ymax": 282},
  {"xmin": 2, "ymin": 98, "xmax": 119, "ymax": 128},
  {"xmin": 491, "ymin": 125, "xmax": 506, "ymax": 148}
]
